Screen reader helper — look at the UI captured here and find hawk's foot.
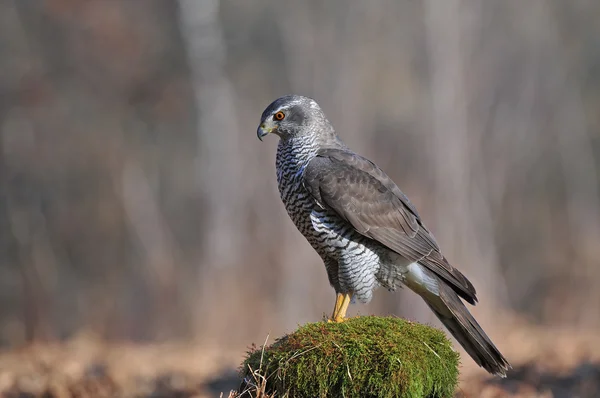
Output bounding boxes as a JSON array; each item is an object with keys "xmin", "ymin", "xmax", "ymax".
[{"xmin": 330, "ymin": 292, "xmax": 353, "ymax": 323}]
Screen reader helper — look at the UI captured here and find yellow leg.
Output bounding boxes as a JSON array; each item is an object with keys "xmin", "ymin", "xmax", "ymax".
[
  {"xmin": 330, "ymin": 292, "xmax": 352, "ymax": 323},
  {"xmin": 331, "ymin": 293, "xmax": 344, "ymax": 321}
]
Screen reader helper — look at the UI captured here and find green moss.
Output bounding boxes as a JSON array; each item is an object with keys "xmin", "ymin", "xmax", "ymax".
[{"xmin": 240, "ymin": 316, "xmax": 459, "ymax": 398}]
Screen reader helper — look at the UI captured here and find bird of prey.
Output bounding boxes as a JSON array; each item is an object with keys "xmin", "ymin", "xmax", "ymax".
[{"xmin": 256, "ymin": 94, "xmax": 511, "ymax": 377}]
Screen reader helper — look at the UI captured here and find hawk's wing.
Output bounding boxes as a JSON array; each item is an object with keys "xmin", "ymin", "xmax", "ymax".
[{"xmin": 303, "ymin": 148, "xmax": 477, "ymax": 304}]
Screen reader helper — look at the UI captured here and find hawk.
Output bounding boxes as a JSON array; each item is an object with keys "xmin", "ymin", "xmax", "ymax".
[{"xmin": 257, "ymin": 94, "xmax": 510, "ymax": 377}]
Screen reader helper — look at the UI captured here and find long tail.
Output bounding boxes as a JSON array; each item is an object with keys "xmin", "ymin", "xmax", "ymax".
[{"xmin": 424, "ymin": 282, "xmax": 511, "ymax": 377}]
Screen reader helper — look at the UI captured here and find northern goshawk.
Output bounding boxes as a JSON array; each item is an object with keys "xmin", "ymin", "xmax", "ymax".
[{"xmin": 257, "ymin": 94, "xmax": 510, "ymax": 377}]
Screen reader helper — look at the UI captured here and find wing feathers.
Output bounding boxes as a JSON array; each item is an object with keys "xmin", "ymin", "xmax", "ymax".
[{"xmin": 303, "ymin": 148, "xmax": 477, "ymax": 303}]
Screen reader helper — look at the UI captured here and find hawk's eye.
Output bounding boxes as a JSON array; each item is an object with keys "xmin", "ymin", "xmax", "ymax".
[{"xmin": 274, "ymin": 111, "xmax": 285, "ymax": 121}]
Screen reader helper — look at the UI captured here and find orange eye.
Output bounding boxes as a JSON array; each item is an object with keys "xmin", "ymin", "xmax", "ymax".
[{"xmin": 274, "ymin": 111, "xmax": 285, "ymax": 121}]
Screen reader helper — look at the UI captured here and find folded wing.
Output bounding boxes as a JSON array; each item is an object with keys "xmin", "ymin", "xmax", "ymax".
[{"xmin": 302, "ymin": 148, "xmax": 477, "ymax": 304}]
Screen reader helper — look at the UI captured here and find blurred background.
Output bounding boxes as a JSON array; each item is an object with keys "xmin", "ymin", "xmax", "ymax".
[{"xmin": 1, "ymin": 0, "xmax": 600, "ymax": 397}]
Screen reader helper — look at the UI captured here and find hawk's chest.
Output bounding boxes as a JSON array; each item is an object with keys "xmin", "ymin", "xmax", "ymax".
[
  {"xmin": 276, "ymin": 162, "xmax": 314, "ymax": 229},
  {"xmin": 275, "ymin": 147, "xmax": 317, "ymax": 234},
  {"xmin": 274, "ymin": 145, "xmax": 379, "ymax": 273}
]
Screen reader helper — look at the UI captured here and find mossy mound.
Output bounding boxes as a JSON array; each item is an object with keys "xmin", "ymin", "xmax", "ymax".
[{"xmin": 239, "ymin": 316, "xmax": 459, "ymax": 398}]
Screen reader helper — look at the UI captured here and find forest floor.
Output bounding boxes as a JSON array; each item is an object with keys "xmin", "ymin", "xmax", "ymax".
[{"xmin": 0, "ymin": 316, "xmax": 599, "ymax": 398}]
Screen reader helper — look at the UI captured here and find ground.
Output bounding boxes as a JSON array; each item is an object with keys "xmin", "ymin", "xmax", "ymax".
[{"xmin": 0, "ymin": 316, "xmax": 599, "ymax": 397}]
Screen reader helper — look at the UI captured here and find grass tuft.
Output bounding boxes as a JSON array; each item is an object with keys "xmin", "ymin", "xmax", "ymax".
[{"xmin": 239, "ymin": 316, "xmax": 459, "ymax": 398}]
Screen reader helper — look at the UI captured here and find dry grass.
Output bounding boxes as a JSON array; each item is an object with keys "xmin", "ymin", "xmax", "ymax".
[
  {"xmin": 0, "ymin": 332, "xmax": 241, "ymax": 398},
  {"xmin": 0, "ymin": 315, "xmax": 599, "ymax": 397},
  {"xmin": 455, "ymin": 314, "xmax": 600, "ymax": 398}
]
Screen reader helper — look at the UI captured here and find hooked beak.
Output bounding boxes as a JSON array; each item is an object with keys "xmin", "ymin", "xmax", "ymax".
[{"xmin": 257, "ymin": 122, "xmax": 276, "ymax": 141}]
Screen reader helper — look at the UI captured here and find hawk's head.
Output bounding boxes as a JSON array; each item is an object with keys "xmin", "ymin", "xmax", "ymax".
[{"xmin": 257, "ymin": 95, "xmax": 332, "ymax": 142}]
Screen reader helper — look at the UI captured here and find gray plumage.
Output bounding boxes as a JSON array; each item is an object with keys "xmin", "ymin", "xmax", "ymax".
[{"xmin": 257, "ymin": 94, "xmax": 511, "ymax": 377}]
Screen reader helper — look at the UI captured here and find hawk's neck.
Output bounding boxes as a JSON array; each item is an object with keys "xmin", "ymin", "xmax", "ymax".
[
  {"xmin": 276, "ymin": 132, "xmax": 345, "ymax": 170},
  {"xmin": 276, "ymin": 134, "xmax": 319, "ymax": 171}
]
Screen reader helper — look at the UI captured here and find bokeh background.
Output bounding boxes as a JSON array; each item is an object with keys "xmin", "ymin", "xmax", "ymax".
[{"xmin": 1, "ymin": 0, "xmax": 600, "ymax": 397}]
